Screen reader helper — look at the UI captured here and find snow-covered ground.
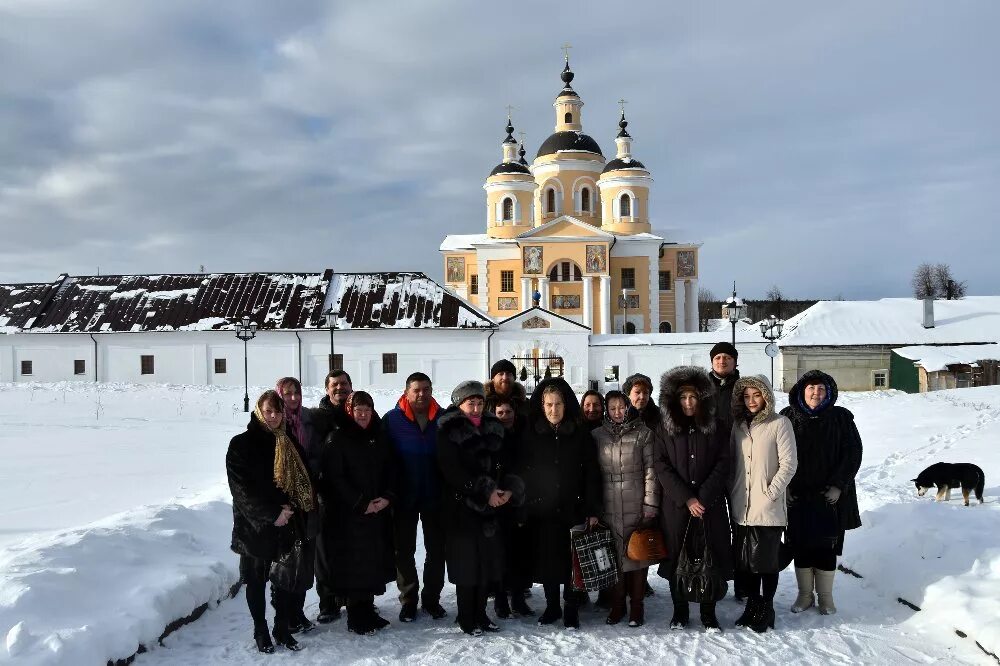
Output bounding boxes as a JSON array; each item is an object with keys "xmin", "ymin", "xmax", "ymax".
[{"xmin": 1, "ymin": 382, "xmax": 998, "ymax": 664}]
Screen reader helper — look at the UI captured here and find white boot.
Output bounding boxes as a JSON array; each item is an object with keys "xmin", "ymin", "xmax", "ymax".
[
  {"xmin": 790, "ymin": 567, "xmax": 815, "ymax": 613},
  {"xmin": 815, "ymin": 569, "xmax": 837, "ymax": 615}
]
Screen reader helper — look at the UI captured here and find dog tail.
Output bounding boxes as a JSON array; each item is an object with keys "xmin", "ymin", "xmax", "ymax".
[{"xmin": 975, "ymin": 466, "xmax": 986, "ymax": 502}]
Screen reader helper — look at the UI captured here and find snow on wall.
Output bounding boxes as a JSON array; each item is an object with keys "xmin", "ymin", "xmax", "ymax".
[{"xmin": 894, "ymin": 343, "xmax": 1000, "ymax": 372}]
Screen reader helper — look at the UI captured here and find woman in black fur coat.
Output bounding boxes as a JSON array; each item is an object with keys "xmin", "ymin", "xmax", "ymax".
[{"xmin": 437, "ymin": 380, "xmax": 525, "ymax": 636}]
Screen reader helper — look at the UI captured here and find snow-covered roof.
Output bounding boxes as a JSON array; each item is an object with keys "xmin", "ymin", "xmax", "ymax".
[
  {"xmin": 893, "ymin": 344, "xmax": 1000, "ymax": 372},
  {"xmin": 780, "ymin": 297, "xmax": 1000, "ymax": 347},
  {"xmin": 0, "ymin": 279, "xmax": 61, "ymax": 333},
  {"xmin": 590, "ymin": 330, "xmax": 768, "ymax": 346},
  {"xmin": 324, "ymin": 272, "xmax": 494, "ymax": 330},
  {"xmin": 439, "ymin": 234, "xmax": 510, "ymax": 252}
]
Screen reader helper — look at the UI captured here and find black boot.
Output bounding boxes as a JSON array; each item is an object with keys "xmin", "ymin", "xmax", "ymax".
[
  {"xmin": 750, "ymin": 597, "xmax": 775, "ymax": 634},
  {"xmin": 735, "ymin": 594, "xmax": 758, "ymax": 628},
  {"xmin": 563, "ymin": 602, "xmax": 580, "ymax": 629},
  {"xmin": 494, "ymin": 592, "xmax": 512, "ymax": 619},
  {"xmin": 272, "ymin": 592, "xmax": 303, "ymax": 651},
  {"xmin": 511, "ymin": 594, "xmax": 534, "ymax": 617},
  {"xmin": 668, "ymin": 580, "xmax": 688, "ymax": 630},
  {"xmin": 700, "ymin": 603, "xmax": 721, "ymax": 631},
  {"xmin": 538, "ymin": 585, "xmax": 563, "ymax": 625},
  {"xmin": 253, "ymin": 623, "xmax": 274, "ymax": 654},
  {"xmin": 347, "ymin": 603, "xmax": 374, "ymax": 636}
]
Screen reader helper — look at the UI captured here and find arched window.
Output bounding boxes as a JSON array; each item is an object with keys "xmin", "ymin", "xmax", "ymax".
[
  {"xmin": 625, "ymin": 322, "xmax": 637, "ymax": 334},
  {"xmin": 502, "ymin": 197, "xmax": 514, "ymax": 221},
  {"xmin": 564, "ymin": 112, "xmax": 573, "ymax": 124},
  {"xmin": 659, "ymin": 321, "xmax": 672, "ymax": 333},
  {"xmin": 548, "ymin": 261, "xmax": 583, "ymax": 282},
  {"xmin": 581, "ymin": 187, "xmax": 591, "ymax": 213},
  {"xmin": 620, "ymin": 194, "xmax": 632, "ymax": 218},
  {"xmin": 546, "ymin": 188, "xmax": 556, "ymax": 214}
]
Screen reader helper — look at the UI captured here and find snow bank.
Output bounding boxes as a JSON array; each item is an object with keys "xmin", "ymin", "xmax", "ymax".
[{"xmin": 0, "ymin": 488, "xmax": 237, "ymax": 665}]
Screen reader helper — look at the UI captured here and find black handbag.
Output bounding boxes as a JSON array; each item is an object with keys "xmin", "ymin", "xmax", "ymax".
[
  {"xmin": 675, "ymin": 518, "xmax": 728, "ymax": 604},
  {"xmin": 269, "ymin": 528, "xmax": 314, "ymax": 593},
  {"xmin": 738, "ymin": 525, "xmax": 793, "ymax": 574}
]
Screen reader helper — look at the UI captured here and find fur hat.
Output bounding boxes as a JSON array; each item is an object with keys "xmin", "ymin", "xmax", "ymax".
[
  {"xmin": 622, "ymin": 373, "xmax": 653, "ymax": 396},
  {"xmin": 451, "ymin": 380, "xmax": 486, "ymax": 407},
  {"xmin": 709, "ymin": 341, "xmax": 739, "ymax": 361},
  {"xmin": 490, "ymin": 359, "xmax": 517, "ymax": 379}
]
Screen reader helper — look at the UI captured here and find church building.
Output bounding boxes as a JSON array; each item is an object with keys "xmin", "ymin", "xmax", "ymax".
[{"xmin": 440, "ymin": 58, "xmax": 701, "ymax": 334}]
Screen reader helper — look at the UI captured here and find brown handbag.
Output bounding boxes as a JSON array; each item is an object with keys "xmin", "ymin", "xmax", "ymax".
[{"xmin": 626, "ymin": 523, "xmax": 668, "ymax": 561}]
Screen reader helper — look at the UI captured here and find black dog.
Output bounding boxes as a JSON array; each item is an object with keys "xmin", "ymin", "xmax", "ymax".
[{"xmin": 913, "ymin": 462, "xmax": 985, "ymax": 506}]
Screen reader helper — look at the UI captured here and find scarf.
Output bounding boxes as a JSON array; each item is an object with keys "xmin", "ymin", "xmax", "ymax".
[
  {"xmin": 254, "ymin": 404, "xmax": 314, "ymax": 512},
  {"xmin": 276, "ymin": 379, "xmax": 307, "ymax": 451}
]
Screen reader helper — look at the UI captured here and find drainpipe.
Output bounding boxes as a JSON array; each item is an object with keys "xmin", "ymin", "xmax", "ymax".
[
  {"xmin": 89, "ymin": 333, "xmax": 98, "ymax": 382},
  {"xmin": 294, "ymin": 331, "xmax": 303, "ymax": 381},
  {"xmin": 485, "ymin": 326, "xmax": 498, "ymax": 379}
]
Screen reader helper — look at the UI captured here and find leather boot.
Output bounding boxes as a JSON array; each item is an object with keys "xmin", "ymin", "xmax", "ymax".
[
  {"xmin": 253, "ymin": 621, "xmax": 274, "ymax": 653},
  {"xmin": 700, "ymin": 603, "xmax": 721, "ymax": 631},
  {"xmin": 815, "ymin": 569, "xmax": 837, "ymax": 615},
  {"xmin": 791, "ymin": 567, "xmax": 816, "ymax": 613},
  {"xmin": 749, "ymin": 596, "xmax": 775, "ymax": 634},
  {"xmin": 538, "ymin": 584, "xmax": 563, "ymax": 625},
  {"xmin": 734, "ymin": 594, "xmax": 757, "ymax": 627},
  {"xmin": 606, "ymin": 578, "xmax": 627, "ymax": 625},
  {"xmin": 627, "ymin": 570, "xmax": 646, "ymax": 627},
  {"xmin": 668, "ymin": 580, "xmax": 688, "ymax": 630}
]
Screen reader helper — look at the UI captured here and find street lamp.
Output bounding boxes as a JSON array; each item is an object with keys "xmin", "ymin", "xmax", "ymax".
[
  {"xmin": 324, "ymin": 307, "xmax": 339, "ymax": 371},
  {"xmin": 724, "ymin": 282, "xmax": 745, "ymax": 346},
  {"xmin": 235, "ymin": 316, "xmax": 258, "ymax": 412},
  {"xmin": 759, "ymin": 314, "xmax": 784, "ymax": 388},
  {"xmin": 621, "ymin": 288, "xmax": 633, "ymax": 334}
]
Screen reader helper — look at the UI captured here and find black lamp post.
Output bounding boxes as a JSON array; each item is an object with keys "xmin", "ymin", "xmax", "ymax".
[
  {"xmin": 324, "ymin": 307, "xmax": 339, "ymax": 370},
  {"xmin": 235, "ymin": 316, "xmax": 258, "ymax": 412},
  {"xmin": 759, "ymin": 314, "xmax": 784, "ymax": 388},
  {"xmin": 724, "ymin": 283, "xmax": 745, "ymax": 346},
  {"xmin": 621, "ymin": 288, "xmax": 634, "ymax": 334}
]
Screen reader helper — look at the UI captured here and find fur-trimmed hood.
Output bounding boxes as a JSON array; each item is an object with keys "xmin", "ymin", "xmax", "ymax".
[
  {"xmin": 786, "ymin": 369, "xmax": 839, "ymax": 419},
  {"xmin": 528, "ymin": 377, "xmax": 581, "ymax": 428},
  {"xmin": 658, "ymin": 366, "xmax": 717, "ymax": 436},
  {"xmin": 731, "ymin": 374, "xmax": 777, "ymax": 426},
  {"xmin": 437, "ymin": 405, "xmax": 505, "ymax": 451}
]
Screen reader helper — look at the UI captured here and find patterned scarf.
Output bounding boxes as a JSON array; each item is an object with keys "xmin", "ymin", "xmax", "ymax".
[{"xmin": 254, "ymin": 404, "xmax": 314, "ymax": 512}]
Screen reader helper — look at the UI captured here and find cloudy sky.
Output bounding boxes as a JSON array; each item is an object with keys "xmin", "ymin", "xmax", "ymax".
[{"xmin": 1, "ymin": 1, "xmax": 997, "ymax": 299}]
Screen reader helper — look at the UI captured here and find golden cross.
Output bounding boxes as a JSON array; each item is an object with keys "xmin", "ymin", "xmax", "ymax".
[
  {"xmin": 618, "ymin": 99, "xmax": 628, "ymax": 114},
  {"xmin": 505, "ymin": 104, "xmax": 515, "ymax": 120},
  {"xmin": 561, "ymin": 42, "xmax": 572, "ymax": 62}
]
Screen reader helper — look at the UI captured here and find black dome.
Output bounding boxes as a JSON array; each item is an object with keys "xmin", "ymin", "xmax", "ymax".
[
  {"xmin": 489, "ymin": 161, "xmax": 532, "ymax": 176},
  {"xmin": 601, "ymin": 157, "xmax": 647, "ymax": 173},
  {"xmin": 536, "ymin": 131, "xmax": 603, "ymax": 158}
]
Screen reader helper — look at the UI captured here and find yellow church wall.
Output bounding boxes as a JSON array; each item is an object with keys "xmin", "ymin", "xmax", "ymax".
[
  {"xmin": 599, "ymin": 182, "xmax": 650, "ymax": 232},
  {"xmin": 548, "ymin": 282, "xmax": 583, "ymax": 315},
  {"xmin": 609, "ymin": 255, "xmax": 651, "ymax": 328},
  {"xmin": 535, "ymin": 168, "xmax": 604, "ymax": 226},
  {"xmin": 485, "ymin": 258, "xmax": 523, "ymax": 315},
  {"xmin": 535, "ymin": 241, "xmax": 607, "ymax": 277}
]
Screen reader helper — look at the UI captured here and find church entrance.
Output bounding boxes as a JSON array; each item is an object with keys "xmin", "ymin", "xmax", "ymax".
[{"xmin": 510, "ymin": 353, "xmax": 564, "ymax": 392}]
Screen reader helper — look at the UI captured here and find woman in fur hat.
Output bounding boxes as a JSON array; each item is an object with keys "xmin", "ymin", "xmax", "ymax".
[
  {"xmin": 437, "ymin": 380, "xmax": 525, "ymax": 636},
  {"xmin": 728, "ymin": 375, "xmax": 798, "ymax": 633},
  {"xmin": 655, "ymin": 366, "xmax": 733, "ymax": 631}
]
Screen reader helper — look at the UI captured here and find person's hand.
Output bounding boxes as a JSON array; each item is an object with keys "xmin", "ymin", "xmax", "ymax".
[
  {"xmin": 786, "ymin": 491, "xmax": 796, "ymax": 506},
  {"xmin": 489, "ymin": 490, "xmax": 508, "ymax": 508},
  {"xmin": 587, "ymin": 516, "xmax": 599, "ymax": 527},
  {"xmin": 686, "ymin": 497, "xmax": 706, "ymax": 518},
  {"xmin": 824, "ymin": 486, "xmax": 842, "ymax": 504},
  {"xmin": 274, "ymin": 506, "xmax": 294, "ymax": 526}
]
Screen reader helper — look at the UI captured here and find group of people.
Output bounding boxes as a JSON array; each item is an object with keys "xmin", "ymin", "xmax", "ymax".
[{"xmin": 226, "ymin": 341, "xmax": 863, "ymax": 653}]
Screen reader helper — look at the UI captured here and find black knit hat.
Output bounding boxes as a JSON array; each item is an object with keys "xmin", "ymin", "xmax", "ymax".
[
  {"xmin": 490, "ymin": 359, "xmax": 517, "ymax": 379},
  {"xmin": 709, "ymin": 341, "xmax": 738, "ymax": 361}
]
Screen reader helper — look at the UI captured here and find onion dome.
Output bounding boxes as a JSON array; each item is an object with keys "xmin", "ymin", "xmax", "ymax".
[
  {"xmin": 536, "ymin": 131, "xmax": 603, "ymax": 158},
  {"xmin": 558, "ymin": 61, "xmax": 579, "ymax": 99},
  {"xmin": 601, "ymin": 109, "xmax": 646, "ymax": 173},
  {"xmin": 489, "ymin": 116, "xmax": 532, "ymax": 176}
]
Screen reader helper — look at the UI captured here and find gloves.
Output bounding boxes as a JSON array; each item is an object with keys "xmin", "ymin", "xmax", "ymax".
[{"xmin": 824, "ymin": 486, "xmax": 842, "ymax": 504}]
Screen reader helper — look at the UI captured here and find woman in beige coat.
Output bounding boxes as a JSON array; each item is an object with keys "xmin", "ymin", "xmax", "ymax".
[
  {"xmin": 728, "ymin": 375, "xmax": 797, "ymax": 634},
  {"xmin": 592, "ymin": 390, "xmax": 659, "ymax": 627}
]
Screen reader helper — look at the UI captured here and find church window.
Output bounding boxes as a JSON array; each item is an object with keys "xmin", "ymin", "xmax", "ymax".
[
  {"xmin": 564, "ymin": 112, "xmax": 573, "ymax": 124},
  {"xmin": 470, "ymin": 274, "xmax": 479, "ymax": 295},
  {"xmin": 382, "ymin": 353, "xmax": 397, "ymax": 374},
  {"xmin": 581, "ymin": 187, "xmax": 591, "ymax": 212},
  {"xmin": 502, "ymin": 197, "xmax": 514, "ymax": 221},
  {"xmin": 329, "ymin": 354, "xmax": 343, "ymax": 371},
  {"xmin": 546, "ymin": 188, "xmax": 556, "ymax": 214},
  {"xmin": 500, "ymin": 270, "xmax": 514, "ymax": 293},
  {"xmin": 659, "ymin": 321, "xmax": 672, "ymax": 333},
  {"xmin": 621, "ymin": 267, "xmax": 636, "ymax": 289},
  {"xmin": 659, "ymin": 270, "xmax": 672, "ymax": 291},
  {"xmin": 620, "ymin": 194, "xmax": 632, "ymax": 218},
  {"xmin": 561, "ymin": 261, "xmax": 570, "ymax": 282},
  {"xmin": 549, "ymin": 262, "xmax": 583, "ymax": 282}
]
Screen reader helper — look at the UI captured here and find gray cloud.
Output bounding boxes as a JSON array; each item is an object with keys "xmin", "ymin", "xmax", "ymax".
[{"xmin": 0, "ymin": 0, "xmax": 997, "ymax": 300}]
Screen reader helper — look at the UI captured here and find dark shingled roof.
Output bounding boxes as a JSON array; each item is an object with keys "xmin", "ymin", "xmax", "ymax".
[
  {"xmin": 0, "ymin": 279, "xmax": 61, "ymax": 331},
  {"xmin": 602, "ymin": 157, "xmax": 647, "ymax": 173},
  {"xmin": 327, "ymin": 272, "xmax": 494, "ymax": 329},
  {"xmin": 489, "ymin": 161, "xmax": 532, "ymax": 176},
  {"xmin": 16, "ymin": 271, "xmax": 333, "ymax": 333},
  {"xmin": 535, "ymin": 131, "xmax": 604, "ymax": 158}
]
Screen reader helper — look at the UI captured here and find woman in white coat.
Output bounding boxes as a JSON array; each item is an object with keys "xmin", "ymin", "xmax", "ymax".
[{"xmin": 728, "ymin": 375, "xmax": 797, "ymax": 633}]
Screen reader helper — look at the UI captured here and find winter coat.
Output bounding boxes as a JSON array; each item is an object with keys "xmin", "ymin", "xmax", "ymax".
[
  {"xmin": 226, "ymin": 415, "xmax": 303, "ymax": 560},
  {"xmin": 781, "ymin": 370, "xmax": 863, "ymax": 537},
  {"xmin": 436, "ymin": 407, "xmax": 526, "ymax": 586},
  {"xmin": 593, "ymin": 415, "xmax": 660, "ymax": 572},
  {"xmin": 654, "ymin": 366, "xmax": 734, "ymax": 579},
  {"xmin": 710, "ymin": 368, "xmax": 740, "ymax": 436},
  {"xmin": 728, "ymin": 375, "xmax": 798, "ymax": 527},
  {"xmin": 383, "ymin": 396, "xmax": 443, "ymax": 512},
  {"xmin": 517, "ymin": 377, "xmax": 603, "ymax": 584},
  {"xmin": 316, "ymin": 413, "xmax": 397, "ymax": 595},
  {"xmin": 304, "ymin": 396, "xmax": 349, "ymax": 478}
]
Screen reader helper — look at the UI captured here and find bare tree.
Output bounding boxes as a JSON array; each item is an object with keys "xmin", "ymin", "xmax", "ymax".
[
  {"xmin": 698, "ymin": 287, "xmax": 718, "ymax": 332},
  {"xmin": 765, "ymin": 285, "xmax": 784, "ymax": 302},
  {"xmin": 911, "ymin": 263, "xmax": 937, "ymax": 299},
  {"xmin": 933, "ymin": 263, "xmax": 967, "ymax": 300},
  {"xmin": 698, "ymin": 287, "xmax": 717, "ymax": 304}
]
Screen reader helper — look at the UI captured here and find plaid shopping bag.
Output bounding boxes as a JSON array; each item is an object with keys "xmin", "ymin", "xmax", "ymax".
[{"xmin": 570, "ymin": 522, "xmax": 620, "ymax": 592}]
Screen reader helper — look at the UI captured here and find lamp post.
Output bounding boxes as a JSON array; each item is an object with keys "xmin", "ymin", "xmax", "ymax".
[
  {"xmin": 324, "ymin": 307, "xmax": 339, "ymax": 371},
  {"xmin": 724, "ymin": 283, "xmax": 745, "ymax": 347},
  {"xmin": 621, "ymin": 288, "xmax": 634, "ymax": 334},
  {"xmin": 235, "ymin": 316, "xmax": 258, "ymax": 412},
  {"xmin": 760, "ymin": 314, "xmax": 784, "ymax": 388}
]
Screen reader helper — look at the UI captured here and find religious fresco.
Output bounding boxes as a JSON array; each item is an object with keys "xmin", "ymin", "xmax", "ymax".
[
  {"xmin": 497, "ymin": 297, "xmax": 519, "ymax": 310},
  {"xmin": 522, "ymin": 316, "xmax": 551, "ymax": 329},
  {"xmin": 446, "ymin": 256, "xmax": 465, "ymax": 282},
  {"xmin": 522, "ymin": 246, "xmax": 543, "ymax": 274},
  {"xmin": 677, "ymin": 250, "xmax": 696, "ymax": 278},
  {"xmin": 585, "ymin": 245, "xmax": 607, "ymax": 273},
  {"xmin": 618, "ymin": 294, "xmax": 640, "ymax": 308},
  {"xmin": 551, "ymin": 295, "xmax": 581, "ymax": 309}
]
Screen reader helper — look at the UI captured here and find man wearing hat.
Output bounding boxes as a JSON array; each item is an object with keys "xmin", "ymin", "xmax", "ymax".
[{"xmin": 484, "ymin": 359, "xmax": 528, "ymax": 418}]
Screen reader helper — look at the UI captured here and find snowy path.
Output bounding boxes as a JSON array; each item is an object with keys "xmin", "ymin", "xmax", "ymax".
[{"xmin": 135, "ymin": 554, "xmax": 986, "ymax": 665}]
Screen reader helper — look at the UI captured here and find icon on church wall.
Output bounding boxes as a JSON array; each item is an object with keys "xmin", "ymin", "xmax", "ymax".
[
  {"xmin": 523, "ymin": 246, "xmax": 543, "ymax": 274},
  {"xmin": 551, "ymin": 294, "xmax": 581, "ymax": 310},
  {"xmin": 677, "ymin": 250, "xmax": 696, "ymax": 278},
  {"xmin": 586, "ymin": 245, "xmax": 607, "ymax": 273},
  {"xmin": 497, "ymin": 297, "xmax": 519, "ymax": 311},
  {"xmin": 522, "ymin": 316, "xmax": 551, "ymax": 329},
  {"xmin": 446, "ymin": 257, "xmax": 466, "ymax": 283},
  {"xmin": 618, "ymin": 294, "xmax": 640, "ymax": 308}
]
